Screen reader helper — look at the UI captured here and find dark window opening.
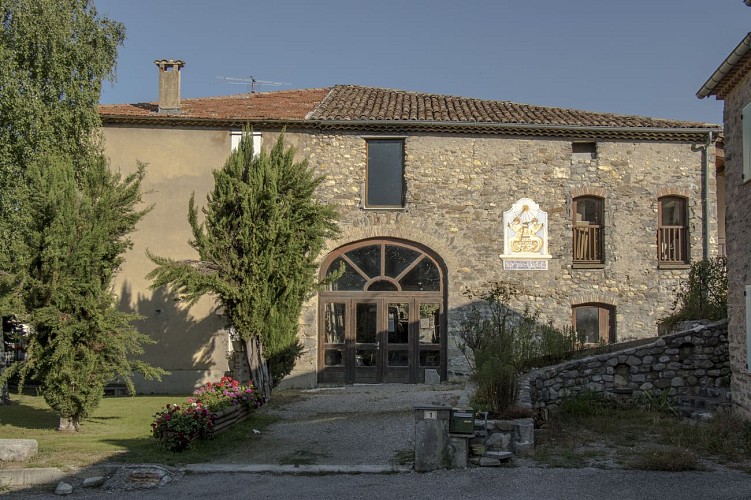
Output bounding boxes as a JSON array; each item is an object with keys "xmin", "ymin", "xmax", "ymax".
[
  {"xmin": 572, "ymin": 142, "xmax": 597, "ymax": 160},
  {"xmin": 366, "ymin": 139, "xmax": 404, "ymax": 208}
]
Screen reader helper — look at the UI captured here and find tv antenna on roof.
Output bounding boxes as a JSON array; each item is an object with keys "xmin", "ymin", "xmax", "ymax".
[{"xmin": 216, "ymin": 76, "xmax": 290, "ymax": 93}]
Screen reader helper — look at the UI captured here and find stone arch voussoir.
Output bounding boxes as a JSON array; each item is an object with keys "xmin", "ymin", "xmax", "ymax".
[
  {"xmin": 656, "ymin": 187, "xmax": 690, "ymax": 199},
  {"xmin": 571, "ymin": 186, "xmax": 607, "ymax": 200},
  {"xmin": 570, "ymin": 292, "xmax": 618, "ymax": 307},
  {"xmin": 319, "ymin": 221, "xmax": 461, "ymax": 277}
]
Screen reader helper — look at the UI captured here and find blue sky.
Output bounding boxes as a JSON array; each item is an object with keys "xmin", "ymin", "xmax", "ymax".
[{"xmin": 98, "ymin": 0, "xmax": 751, "ymax": 124}]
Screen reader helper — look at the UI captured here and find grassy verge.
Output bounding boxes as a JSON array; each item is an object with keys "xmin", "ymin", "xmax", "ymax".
[
  {"xmin": 534, "ymin": 393, "xmax": 751, "ymax": 471},
  {"xmin": 0, "ymin": 393, "xmax": 289, "ymax": 470}
]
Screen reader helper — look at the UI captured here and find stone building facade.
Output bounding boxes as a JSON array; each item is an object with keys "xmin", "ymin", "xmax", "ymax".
[
  {"xmin": 100, "ymin": 62, "xmax": 720, "ymax": 393},
  {"xmin": 699, "ymin": 33, "xmax": 751, "ymax": 417}
]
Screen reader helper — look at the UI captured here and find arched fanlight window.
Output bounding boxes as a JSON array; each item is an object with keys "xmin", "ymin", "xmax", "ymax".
[{"xmin": 323, "ymin": 240, "xmax": 442, "ymax": 292}]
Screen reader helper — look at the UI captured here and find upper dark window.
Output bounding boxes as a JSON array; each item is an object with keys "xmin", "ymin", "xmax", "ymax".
[
  {"xmin": 366, "ymin": 139, "xmax": 404, "ymax": 208},
  {"xmin": 573, "ymin": 196, "xmax": 604, "ymax": 265},
  {"xmin": 572, "ymin": 142, "xmax": 597, "ymax": 161},
  {"xmin": 658, "ymin": 196, "xmax": 688, "ymax": 264}
]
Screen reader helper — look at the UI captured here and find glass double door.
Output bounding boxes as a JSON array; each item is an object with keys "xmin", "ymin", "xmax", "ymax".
[
  {"xmin": 353, "ymin": 300, "xmax": 410, "ymax": 383},
  {"xmin": 319, "ymin": 297, "xmax": 442, "ymax": 384}
]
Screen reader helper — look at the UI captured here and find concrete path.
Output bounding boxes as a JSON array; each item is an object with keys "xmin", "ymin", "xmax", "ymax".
[{"xmin": 217, "ymin": 383, "xmax": 464, "ymax": 467}]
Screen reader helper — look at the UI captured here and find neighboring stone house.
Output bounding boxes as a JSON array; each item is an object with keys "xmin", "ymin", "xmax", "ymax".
[
  {"xmin": 99, "ymin": 60, "xmax": 721, "ymax": 393},
  {"xmin": 698, "ymin": 32, "xmax": 751, "ymax": 418}
]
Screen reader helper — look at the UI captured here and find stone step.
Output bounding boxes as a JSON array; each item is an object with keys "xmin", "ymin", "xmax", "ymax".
[{"xmin": 0, "ymin": 439, "xmax": 38, "ymax": 462}]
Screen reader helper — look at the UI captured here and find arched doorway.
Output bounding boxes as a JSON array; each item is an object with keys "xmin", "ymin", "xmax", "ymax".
[{"xmin": 318, "ymin": 238, "xmax": 446, "ymax": 384}]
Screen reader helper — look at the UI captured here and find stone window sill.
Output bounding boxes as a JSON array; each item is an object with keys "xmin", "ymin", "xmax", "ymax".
[
  {"xmin": 360, "ymin": 206, "xmax": 406, "ymax": 211},
  {"xmin": 658, "ymin": 263, "xmax": 691, "ymax": 270},
  {"xmin": 572, "ymin": 263, "xmax": 605, "ymax": 270}
]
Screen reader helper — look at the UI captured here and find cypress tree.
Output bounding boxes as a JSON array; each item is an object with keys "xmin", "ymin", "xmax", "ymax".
[
  {"xmin": 148, "ymin": 130, "xmax": 339, "ymax": 399},
  {"xmin": 1, "ymin": 154, "xmax": 163, "ymax": 430}
]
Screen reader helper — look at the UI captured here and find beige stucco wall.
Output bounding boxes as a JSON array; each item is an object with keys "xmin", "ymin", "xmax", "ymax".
[
  {"xmin": 102, "ymin": 124, "xmax": 717, "ymax": 392},
  {"xmin": 103, "ymin": 126, "xmax": 233, "ymax": 393},
  {"xmin": 722, "ymin": 68, "xmax": 751, "ymax": 418}
]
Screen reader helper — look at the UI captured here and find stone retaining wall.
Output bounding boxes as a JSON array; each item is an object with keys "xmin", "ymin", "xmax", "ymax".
[{"xmin": 527, "ymin": 320, "xmax": 730, "ymax": 410}]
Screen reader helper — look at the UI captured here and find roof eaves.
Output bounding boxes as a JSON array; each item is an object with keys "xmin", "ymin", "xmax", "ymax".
[
  {"xmin": 311, "ymin": 119, "xmax": 721, "ymax": 142},
  {"xmin": 697, "ymin": 33, "xmax": 751, "ymax": 99}
]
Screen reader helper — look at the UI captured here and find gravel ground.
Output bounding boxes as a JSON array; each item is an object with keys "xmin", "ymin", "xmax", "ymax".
[{"xmin": 217, "ymin": 383, "xmax": 465, "ymax": 466}]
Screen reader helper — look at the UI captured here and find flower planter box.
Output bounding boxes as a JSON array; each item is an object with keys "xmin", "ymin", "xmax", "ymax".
[{"xmin": 207, "ymin": 404, "xmax": 253, "ymax": 438}]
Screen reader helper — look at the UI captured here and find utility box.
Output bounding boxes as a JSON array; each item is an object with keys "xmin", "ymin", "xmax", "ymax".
[{"xmin": 449, "ymin": 408, "xmax": 475, "ymax": 435}]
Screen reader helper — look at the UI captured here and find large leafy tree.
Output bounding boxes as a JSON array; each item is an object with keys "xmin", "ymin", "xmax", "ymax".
[
  {"xmin": 0, "ymin": 0, "xmax": 124, "ymax": 269},
  {"xmin": 148, "ymin": 131, "xmax": 339, "ymax": 400},
  {"xmin": 0, "ymin": 0, "xmax": 164, "ymax": 430}
]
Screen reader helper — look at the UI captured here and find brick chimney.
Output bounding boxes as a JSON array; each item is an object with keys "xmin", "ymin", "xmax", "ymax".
[{"xmin": 154, "ymin": 59, "xmax": 184, "ymax": 114}]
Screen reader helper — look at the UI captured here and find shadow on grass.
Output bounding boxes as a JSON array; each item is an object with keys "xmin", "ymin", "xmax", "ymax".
[
  {"xmin": 87, "ymin": 416, "xmax": 122, "ymax": 422},
  {"xmin": 99, "ymin": 412, "xmax": 278, "ymax": 466},
  {"xmin": 0, "ymin": 400, "xmax": 59, "ymax": 430}
]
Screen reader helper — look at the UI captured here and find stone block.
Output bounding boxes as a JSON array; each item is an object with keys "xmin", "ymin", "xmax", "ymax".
[
  {"xmin": 449, "ymin": 436, "xmax": 468, "ymax": 469},
  {"xmin": 495, "ymin": 420, "xmax": 514, "ymax": 431},
  {"xmin": 424, "ymin": 369, "xmax": 441, "ymax": 385},
  {"xmin": 485, "ymin": 451, "xmax": 513, "ymax": 461},
  {"xmin": 478, "ymin": 457, "xmax": 501, "ymax": 467},
  {"xmin": 0, "ymin": 468, "xmax": 65, "ymax": 487},
  {"xmin": 55, "ymin": 481, "xmax": 73, "ymax": 495},
  {"xmin": 486, "ymin": 431, "xmax": 512, "ymax": 452},
  {"xmin": 83, "ymin": 476, "xmax": 106, "ymax": 488},
  {"xmin": 626, "ymin": 356, "xmax": 641, "ymax": 366},
  {"xmin": 513, "ymin": 418, "xmax": 535, "ymax": 444},
  {"xmin": 0, "ymin": 439, "xmax": 38, "ymax": 462}
]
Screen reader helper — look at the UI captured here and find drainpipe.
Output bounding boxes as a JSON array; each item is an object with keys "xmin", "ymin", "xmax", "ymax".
[{"xmin": 703, "ymin": 131, "xmax": 713, "ymax": 261}]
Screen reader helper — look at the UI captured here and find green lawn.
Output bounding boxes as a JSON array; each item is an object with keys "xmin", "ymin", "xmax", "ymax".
[{"xmin": 0, "ymin": 394, "xmax": 278, "ymax": 470}]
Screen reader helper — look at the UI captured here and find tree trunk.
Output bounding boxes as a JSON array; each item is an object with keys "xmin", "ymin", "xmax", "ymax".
[
  {"xmin": 58, "ymin": 416, "xmax": 79, "ymax": 432},
  {"xmin": 245, "ymin": 336, "xmax": 272, "ymax": 401}
]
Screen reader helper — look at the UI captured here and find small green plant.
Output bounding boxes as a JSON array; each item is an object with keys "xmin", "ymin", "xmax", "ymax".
[
  {"xmin": 633, "ymin": 390, "xmax": 678, "ymax": 416},
  {"xmin": 660, "ymin": 257, "xmax": 727, "ymax": 331},
  {"xmin": 458, "ymin": 282, "xmax": 582, "ymax": 415}
]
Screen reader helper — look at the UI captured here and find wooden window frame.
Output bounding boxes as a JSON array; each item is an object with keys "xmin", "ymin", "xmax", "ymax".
[
  {"xmin": 572, "ymin": 196, "xmax": 604, "ymax": 267},
  {"xmin": 657, "ymin": 196, "xmax": 689, "ymax": 266},
  {"xmin": 572, "ymin": 303, "xmax": 615, "ymax": 345},
  {"xmin": 318, "ymin": 239, "xmax": 447, "ymax": 384}
]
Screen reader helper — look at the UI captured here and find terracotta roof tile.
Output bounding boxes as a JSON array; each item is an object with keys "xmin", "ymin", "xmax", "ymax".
[
  {"xmin": 99, "ymin": 88, "xmax": 331, "ymax": 121},
  {"xmin": 100, "ymin": 84, "xmax": 715, "ymax": 131},
  {"xmin": 316, "ymin": 86, "xmax": 715, "ymax": 129}
]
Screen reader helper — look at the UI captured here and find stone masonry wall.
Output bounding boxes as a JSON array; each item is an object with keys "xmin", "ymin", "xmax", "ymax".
[
  {"xmin": 274, "ymin": 130, "xmax": 716, "ymax": 384},
  {"xmin": 722, "ymin": 68, "xmax": 751, "ymax": 418},
  {"xmin": 526, "ymin": 320, "xmax": 730, "ymax": 410}
]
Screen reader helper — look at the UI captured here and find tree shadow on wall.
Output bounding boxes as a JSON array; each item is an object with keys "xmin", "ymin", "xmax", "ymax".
[{"xmin": 118, "ymin": 282, "xmax": 226, "ymax": 393}]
